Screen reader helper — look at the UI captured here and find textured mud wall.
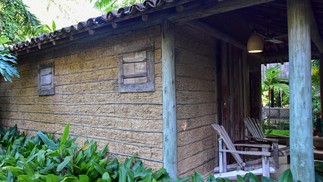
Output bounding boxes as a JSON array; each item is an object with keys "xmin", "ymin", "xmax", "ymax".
[
  {"xmin": 175, "ymin": 25, "xmax": 218, "ymax": 177},
  {"xmin": 0, "ymin": 26, "xmax": 163, "ymax": 168}
]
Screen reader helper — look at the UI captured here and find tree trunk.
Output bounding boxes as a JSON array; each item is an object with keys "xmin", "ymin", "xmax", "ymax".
[{"xmin": 270, "ymin": 88, "xmax": 275, "ymax": 107}]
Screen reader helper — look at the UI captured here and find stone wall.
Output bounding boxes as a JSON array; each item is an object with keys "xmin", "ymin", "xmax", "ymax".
[
  {"xmin": 175, "ymin": 25, "xmax": 218, "ymax": 177},
  {"xmin": 0, "ymin": 26, "xmax": 163, "ymax": 169}
]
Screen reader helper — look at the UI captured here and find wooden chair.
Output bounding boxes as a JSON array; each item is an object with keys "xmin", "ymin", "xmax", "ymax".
[
  {"xmin": 243, "ymin": 117, "xmax": 290, "ymax": 169},
  {"xmin": 212, "ymin": 124, "xmax": 275, "ymax": 179}
]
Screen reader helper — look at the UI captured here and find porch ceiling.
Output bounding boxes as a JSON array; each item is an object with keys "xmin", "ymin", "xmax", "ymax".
[{"xmin": 200, "ymin": 0, "xmax": 323, "ymax": 63}]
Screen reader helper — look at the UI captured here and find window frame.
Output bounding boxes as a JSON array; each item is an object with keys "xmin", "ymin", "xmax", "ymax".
[
  {"xmin": 38, "ymin": 63, "xmax": 55, "ymax": 96},
  {"xmin": 118, "ymin": 44, "xmax": 155, "ymax": 92}
]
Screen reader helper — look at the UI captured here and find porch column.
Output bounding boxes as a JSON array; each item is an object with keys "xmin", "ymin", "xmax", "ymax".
[
  {"xmin": 320, "ymin": 54, "xmax": 323, "ymax": 121},
  {"xmin": 161, "ymin": 19, "xmax": 177, "ymax": 178},
  {"xmin": 287, "ymin": 0, "xmax": 314, "ymax": 181}
]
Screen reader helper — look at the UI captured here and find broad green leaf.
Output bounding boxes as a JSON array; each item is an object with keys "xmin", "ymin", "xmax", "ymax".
[
  {"xmin": 205, "ymin": 175, "xmax": 216, "ymax": 182},
  {"xmin": 102, "ymin": 172, "xmax": 111, "ymax": 182},
  {"xmin": 153, "ymin": 168, "xmax": 168, "ymax": 180},
  {"xmin": 46, "ymin": 174, "xmax": 59, "ymax": 182},
  {"xmin": 139, "ymin": 173, "xmax": 152, "ymax": 181},
  {"xmin": 56, "ymin": 156, "xmax": 72, "ymax": 172},
  {"xmin": 17, "ymin": 175, "xmax": 30, "ymax": 181},
  {"xmin": 0, "ymin": 173, "xmax": 6, "ymax": 180},
  {"xmin": 125, "ymin": 153, "xmax": 137, "ymax": 169},
  {"xmin": 278, "ymin": 169, "xmax": 293, "ymax": 182},
  {"xmin": 243, "ymin": 172, "xmax": 260, "ymax": 182},
  {"xmin": 192, "ymin": 172, "xmax": 204, "ymax": 182},
  {"xmin": 62, "ymin": 176, "xmax": 79, "ymax": 182},
  {"xmin": 94, "ymin": 161, "xmax": 105, "ymax": 175},
  {"xmin": 24, "ymin": 161, "xmax": 35, "ymax": 176},
  {"xmin": 60, "ymin": 123, "xmax": 70, "ymax": 146},
  {"xmin": 262, "ymin": 176, "xmax": 277, "ymax": 182},
  {"xmin": 0, "ymin": 37, "xmax": 11, "ymax": 44},
  {"xmin": 37, "ymin": 131, "xmax": 59, "ymax": 150},
  {"xmin": 3, "ymin": 166, "xmax": 24, "ymax": 176},
  {"xmin": 52, "ymin": 20, "xmax": 57, "ymax": 31},
  {"xmin": 237, "ymin": 175, "xmax": 246, "ymax": 182},
  {"xmin": 59, "ymin": 123, "xmax": 70, "ymax": 156},
  {"xmin": 79, "ymin": 174, "xmax": 90, "ymax": 182},
  {"xmin": 118, "ymin": 165, "xmax": 128, "ymax": 182},
  {"xmin": 75, "ymin": 151, "xmax": 84, "ymax": 164}
]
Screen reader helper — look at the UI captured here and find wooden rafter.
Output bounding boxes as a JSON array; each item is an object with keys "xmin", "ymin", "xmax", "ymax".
[
  {"xmin": 169, "ymin": 0, "xmax": 275, "ymax": 22},
  {"xmin": 309, "ymin": 1, "xmax": 323, "ymax": 53},
  {"xmin": 186, "ymin": 21, "xmax": 247, "ymax": 51}
]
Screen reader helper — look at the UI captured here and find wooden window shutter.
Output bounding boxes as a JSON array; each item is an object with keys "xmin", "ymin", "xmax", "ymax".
[
  {"xmin": 39, "ymin": 63, "xmax": 55, "ymax": 96},
  {"xmin": 118, "ymin": 45, "xmax": 155, "ymax": 92}
]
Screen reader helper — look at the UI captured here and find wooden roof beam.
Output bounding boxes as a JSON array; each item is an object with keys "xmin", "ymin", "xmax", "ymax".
[
  {"xmin": 169, "ymin": 0, "xmax": 275, "ymax": 22},
  {"xmin": 309, "ymin": 1, "xmax": 323, "ymax": 53},
  {"xmin": 186, "ymin": 20, "xmax": 247, "ymax": 51},
  {"xmin": 186, "ymin": 20, "xmax": 265, "ymax": 62}
]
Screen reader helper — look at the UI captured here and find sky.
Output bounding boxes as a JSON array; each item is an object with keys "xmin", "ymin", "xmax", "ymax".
[{"xmin": 23, "ymin": 0, "xmax": 103, "ymax": 29}]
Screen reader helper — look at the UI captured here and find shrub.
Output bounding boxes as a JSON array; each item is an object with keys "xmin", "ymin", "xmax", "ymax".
[
  {"xmin": 0, "ymin": 124, "xmax": 320, "ymax": 182},
  {"xmin": 0, "ymin": 124, "xmax": 172, "ymax": 181}
]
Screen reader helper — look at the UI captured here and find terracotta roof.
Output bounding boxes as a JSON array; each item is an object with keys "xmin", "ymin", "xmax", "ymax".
[{"xmin": 10, "ymin": 0, "xmax": 176, "ymax": 53}]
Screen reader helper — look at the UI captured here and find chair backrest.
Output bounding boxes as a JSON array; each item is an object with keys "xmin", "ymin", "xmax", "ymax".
[
  {"xmin": 212, "ymin": 124, "xmax": 244, "ymax": 168},
  {"xmin": 244, "ymin": 117, "xmax": 265, "ymax": 139}
]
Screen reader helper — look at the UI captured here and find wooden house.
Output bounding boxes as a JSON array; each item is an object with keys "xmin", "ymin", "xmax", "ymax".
[{"xmin": 1, "ymin": 0, "xmax": 322, "ymax": 180}]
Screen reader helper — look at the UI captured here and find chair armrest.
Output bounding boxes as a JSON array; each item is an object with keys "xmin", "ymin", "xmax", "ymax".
[
  {"xmin": 220, "ymin": 149, "xmax": 271, "ymax": 156},
  {"xmin": 234, "ymin": 143, "xmax": 271, "ymax": 148},
  {"xmin": 263, "ymin": 137, "xmax": 279, "ymax": 143},
  {"xmin": 266, "ymin": 135, "xmax": 290, "ymax": 146}
]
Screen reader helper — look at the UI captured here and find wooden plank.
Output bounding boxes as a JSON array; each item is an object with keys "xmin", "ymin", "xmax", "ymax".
[
  {"xmin": 169, "ymin": 0, "xmax": 275, "ymax": 22},
  {"xmin": 287, "ymin": 0, "xmax": 314, "ymax": 181},
  {"xmin": 320, "ymin": 54, "xmax": 323, "ymax": 121},
  {"xmin": 309, "ymin": 2, "xmax": 323, "ymax": 53},
  {"xmin": 162, "ymin": 20, "xmax": 177, "ymax": 179}
]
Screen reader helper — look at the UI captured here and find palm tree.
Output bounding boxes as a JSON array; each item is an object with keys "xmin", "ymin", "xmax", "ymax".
[
  {"xmin": 262, "ymin": 65, "xmax": 289, "ymax": 126},
  {"xmin": 262, "ymin": 65, "xmax": 289, "ymax": 107}
]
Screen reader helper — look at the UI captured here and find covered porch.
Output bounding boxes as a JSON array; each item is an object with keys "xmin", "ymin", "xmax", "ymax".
[{"xmin": 163, "ymin": 0, "xmax": 323, "ymax": 180}]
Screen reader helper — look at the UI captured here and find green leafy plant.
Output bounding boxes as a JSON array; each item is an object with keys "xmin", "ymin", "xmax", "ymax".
[
  {"xmin": 0, "ymin": 37, "xmax": 20, "ymax": 82},
  {"xmin": 89, "ymin": 0, "xmax": 144, "ymax": 13},
  {"xmin": 35, "ymin": 20, "xmax": 57, "ymax": 35},
  {"xmin": 262, "ymin": 65, "xmax": 289, "ymax": 107},
  {"xmin": 1, "ymin": 124, "xmax": 319, "ymax": 182},
  {"xmin": 0, "ymin": 124, "xmax": 172, "ymax": 181}
]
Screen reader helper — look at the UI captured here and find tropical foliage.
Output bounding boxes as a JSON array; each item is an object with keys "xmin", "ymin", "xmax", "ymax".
[
  {"xmin": 312, "ymin": 60, "xmax": 321, "ymax": 128},
  {"xmin": 0, "ymin": 38, "xmax": 20, "ymax": 82},
  {"xmin": 0, "ymin": 124, "xmax": 300, "ymax": 182},
  {"xmin": 0, "ymin": 124, "xmax": 173, "ymax": 181},
  {"xmin": 90, "ymin": 0, "xmax": 144, "ymax": 13},
  {"xmin": 0, "ymin": 0, "xmax": 58, "ymax": 82},
  {"xmin": 262, "ymin": 65, "xmax": 289, "ymax": 107},
  {"xmin": 0, "ymin": 0, "xmax": 41, "ymax": 42}
]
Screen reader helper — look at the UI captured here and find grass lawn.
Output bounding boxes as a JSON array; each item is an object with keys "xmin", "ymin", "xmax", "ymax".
[{"xmin": 265, "ymin": 129, "xmax": 289, "ymax": 136}]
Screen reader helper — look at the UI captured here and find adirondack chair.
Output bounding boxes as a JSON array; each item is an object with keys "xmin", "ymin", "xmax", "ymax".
[
  {"xmin": 243, "ymin": 117, "xmax": 290, "ymax": 169},
  {"xmin": 212, "ymin": 124, "xmax": 275, "ymax": 179}
]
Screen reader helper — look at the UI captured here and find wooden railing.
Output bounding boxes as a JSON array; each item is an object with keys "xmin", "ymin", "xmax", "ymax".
[{"xmin": 263, "ymin": 107, "xmax": 289, "ymax": 121}]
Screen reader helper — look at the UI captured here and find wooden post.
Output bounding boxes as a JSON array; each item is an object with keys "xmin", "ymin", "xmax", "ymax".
[
  {"xmin": 162, "ymin": 19, "xmax": 177, "ymax": 178},
  {"xmin": 287, "ymin": 0, "xmax": 314, "ymax": 181},
  {"xmin": 320, "ymin": 54, "xmax": 323, "ymax": 122}
]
